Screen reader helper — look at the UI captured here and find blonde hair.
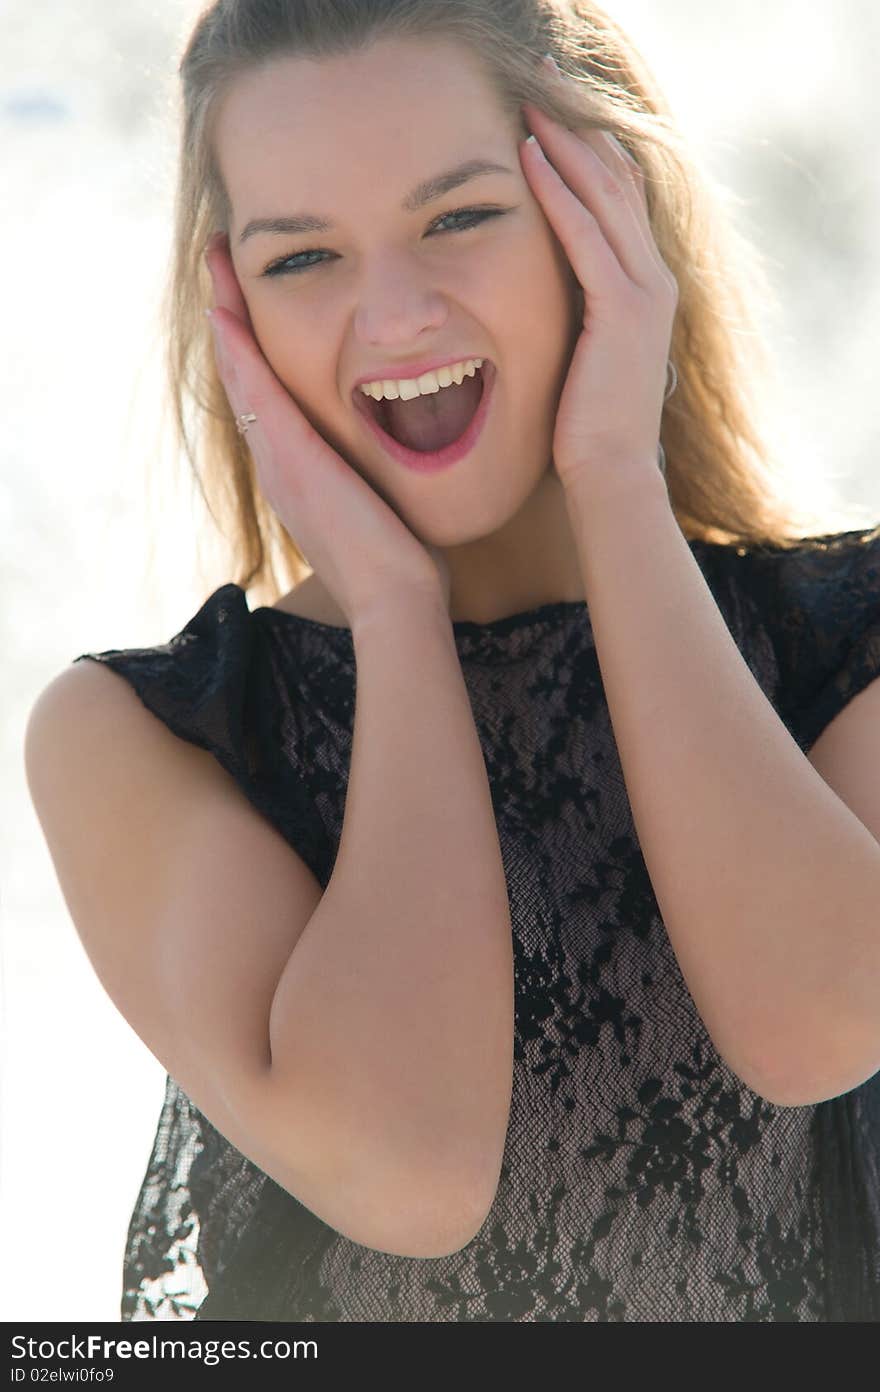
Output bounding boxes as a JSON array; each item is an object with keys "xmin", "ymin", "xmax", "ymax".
[{"xmin": 162, "ymin": 0, "xmax": 850, "ymax": 610}]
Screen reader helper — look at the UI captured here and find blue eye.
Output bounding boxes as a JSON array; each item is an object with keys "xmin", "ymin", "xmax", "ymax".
[{"xmin": 261, "ymin": 205, "xmax": 510, "ymax": 278}]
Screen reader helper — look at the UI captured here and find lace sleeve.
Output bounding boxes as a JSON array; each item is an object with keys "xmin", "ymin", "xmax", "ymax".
[
  {"xmin": 73, "ymin": 584, "xmax": 335, "ymax": 880},
  {"xmin": 714, "ymin": 523, "xmax": 880, "ymax": 754}
]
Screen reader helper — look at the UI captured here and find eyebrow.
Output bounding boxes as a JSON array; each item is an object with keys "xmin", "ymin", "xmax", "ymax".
[{"xmin": 237, "ymin": 158, "xmax": 515, "ymax": 245}]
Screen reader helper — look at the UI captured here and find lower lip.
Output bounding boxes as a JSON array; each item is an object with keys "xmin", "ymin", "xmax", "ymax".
[{"xmin": 354, "ymin": 361, "xmax": 496, "ymax": 474}]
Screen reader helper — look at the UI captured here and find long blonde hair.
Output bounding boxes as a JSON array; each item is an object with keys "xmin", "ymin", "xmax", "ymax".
[{"xmin": 161, "ymin": 0, "xmax": 849, "ymax": 610}]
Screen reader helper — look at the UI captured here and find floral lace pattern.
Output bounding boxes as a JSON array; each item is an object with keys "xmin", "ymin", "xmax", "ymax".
[{"xmin": 74, "ymin": 524, "xmax": 880, "ymax": 1321}]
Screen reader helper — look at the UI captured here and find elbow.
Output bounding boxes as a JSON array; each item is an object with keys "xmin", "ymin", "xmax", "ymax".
[
  {"xmin": 722, "ymin": 1055, "xmax": 825, "ymax": 1109},
  {"xmin": 268, "ymin": 1140, "xmax": 500, "ymax": 1259},
  {"xmin": 429, "ymin": 1166, "xmax": 500, "ymax": 1255},
  {"xmin": 730, "ymin": 1020, "xmax": 880, "ymax": 1108},
  {"xmin": 327, "ymin": 1167, "xmax": 498, "ymax": 1259},
  {"xmin": 375, "ymin": 1155, "xmax": 501, "ymax": 1257},
  {"xmin": 329, "ymin": 1090, "xmax": 508, "ymax": 1258},
  {"xmin": 749, "ymin": 1056, "xmax": 880, "ymax": 1109},
  {"xmin": 402, "ymin": 1187, "xmax": 495, "ymax": 1259},
  {"xmin": 262, "ymin": 1057, "xmax": 509, "ymax": 1259}
]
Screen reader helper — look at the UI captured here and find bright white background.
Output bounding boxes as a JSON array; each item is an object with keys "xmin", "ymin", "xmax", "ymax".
[{"xmin": 2, "ymin": 0, "xmax": 879, "ymax": 1320}]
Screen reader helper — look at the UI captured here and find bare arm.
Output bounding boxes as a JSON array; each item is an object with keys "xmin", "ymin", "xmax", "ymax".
[
  {"xmin": 262, "ymin": 594, "xmax": 514, "ymax": 1249},
  {"xmin": 27, "ymin": 591, "xmax": 514, "ymax": 1259},
  {"xmin": 564, "ymin": 464, "xmax": 880, "ymax": 1106}
]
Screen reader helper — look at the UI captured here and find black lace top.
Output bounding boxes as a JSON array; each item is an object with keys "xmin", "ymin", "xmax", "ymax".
[{"xmin": 73, "ymin": 524, "xmax": 880, "ymax": 1323}]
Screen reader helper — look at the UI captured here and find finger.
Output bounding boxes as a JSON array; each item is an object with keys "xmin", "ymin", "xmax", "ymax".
[
  {"xmin": 207, "ymin": 307, "xmax": 425, "ymax": 607},
  {"xmin": 209, "ymin": 307, "xmax": 345, "ymax": 549},
  {"xmin": 519, "ymin": 126, "xmax": 630, "ymax": 308},
  {"xmin": 598, "ymin": 133, "xmax": 679, "ymax": 293},
  {"xmin": 522, "ymin": 102, "xmax": 660, "ymax": 292},
  {"xmin": 205, "ymin": 232, "xmax": 254, "ymax": 332},
  {"xmin": 595, "ymin": 131, "xmax": 674, "ymax": 284},
  {"xmin": 600, "ymin": 132, "xmax": 648, "ymax": 212},
  {"xmin": 208, "ymin": 306, "xmax": 355, "ymax": 524},
  {"xmin": 537, "ymin": 54, "xmax": 653, "ymax": 290},
  {"xmin": 539, "ymin": 58, "xmax": 652, "ymax": 230},
  {"xmin": 210, "ymin": 308, "xmax": 319, "ymax": 454}
]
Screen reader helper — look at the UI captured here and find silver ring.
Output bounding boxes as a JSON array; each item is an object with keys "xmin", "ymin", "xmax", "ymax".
[
  {"xmin": 236, "ymin": 412, "xmax": 258, "ymax": 436},
  {"xmin": 657, "ymin": 442, "xmax": 667, "ymax": 478},
  {"xmin": 664, "ymin": 360, "xmax": 678, "ymax": 403}
]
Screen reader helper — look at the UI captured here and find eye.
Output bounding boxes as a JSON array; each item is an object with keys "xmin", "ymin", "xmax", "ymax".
[
  {"xmin": 430, "ymin": 206, "xmax": 509, "ymax": 236},
  {"xmin": 260, "ymin": 205, "xmax": 511, "ymax": 278}
]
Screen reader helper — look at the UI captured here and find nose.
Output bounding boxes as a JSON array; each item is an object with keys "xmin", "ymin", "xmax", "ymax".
[{"xmin": 353, "ymin": 254, "xmax": 449, "ymax": 347}]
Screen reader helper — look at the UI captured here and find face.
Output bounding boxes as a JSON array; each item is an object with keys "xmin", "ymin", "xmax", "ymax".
[{"xmin": 212, "ymin": 37, "xmax": 582, "ymax": 549}]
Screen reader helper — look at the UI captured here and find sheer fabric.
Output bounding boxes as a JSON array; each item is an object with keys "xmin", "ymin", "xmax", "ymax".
[{"xmin": 74, "ymin": 525, "xmax": 880, "ymax": 1321}]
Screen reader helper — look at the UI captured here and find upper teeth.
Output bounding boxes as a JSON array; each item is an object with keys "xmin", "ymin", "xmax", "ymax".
[{"xmin": 359, "ymin": 357, "xmax": 484, "ymax": 402}]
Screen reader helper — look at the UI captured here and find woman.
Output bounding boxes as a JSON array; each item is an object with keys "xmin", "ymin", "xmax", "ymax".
[{"xmin": 26, "ymin": 0, "xmax": 880, "ymax": 1321}]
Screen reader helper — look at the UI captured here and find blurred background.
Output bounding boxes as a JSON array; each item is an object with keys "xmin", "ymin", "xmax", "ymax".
[{"xmin": 2, "ymin": 0, "xmax": 879, "ymax": 1320}]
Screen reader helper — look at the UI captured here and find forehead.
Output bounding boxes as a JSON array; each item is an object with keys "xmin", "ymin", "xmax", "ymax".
[{"xmin": 213, "ymin": 37, "xmax": 513, "ymax": 216}]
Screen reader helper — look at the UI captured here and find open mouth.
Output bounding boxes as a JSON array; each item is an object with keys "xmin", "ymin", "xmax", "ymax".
[{"xmin": 353, "ymin": 361, "xmax": 494, "ymax": 469}]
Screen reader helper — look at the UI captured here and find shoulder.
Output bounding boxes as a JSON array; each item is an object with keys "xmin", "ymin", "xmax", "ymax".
[
  {"xmin": 703, "ymin": 523, "xmax": 880, "ymax": 622},
  {"xmin": 24, "ymin": 592, "xmax": 276, "ymax": 800},
  {"xmin": 695, "ymin": 524, "xmax": 880, "ymax": 748},
  {"xmin": 27, "ymin": 657, "xmax": 141, "ymax": 741},
  {"xmin": 25, "ymin": 658, "xmax": 219, "ymax": 800}
]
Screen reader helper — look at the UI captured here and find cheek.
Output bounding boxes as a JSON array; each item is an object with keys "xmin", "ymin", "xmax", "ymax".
[
  {"xmin": 517, "ymin": 234, "xmax": 580, "ymax": 357},
  {"xmin": 545, "ymin": 231, "xmax": 580, "ymax": 319},
  {"xmin": 508, "ymin": 213, "xmax": 577, "ymax": 317},
  {"xmin": 246, "ymin": 302, "xmax": 319, "ymax": 392}
]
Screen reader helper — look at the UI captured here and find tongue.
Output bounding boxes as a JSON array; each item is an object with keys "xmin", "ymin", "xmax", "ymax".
[{"xmin": 383, "ymin": 371, "xmax": 482, "ymax": 452}]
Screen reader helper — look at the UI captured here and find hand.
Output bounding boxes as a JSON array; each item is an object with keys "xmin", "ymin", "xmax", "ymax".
[
  {"xmin": 520, "ymin": 69, "xmax": 679, "ymax": 490},
  {"xmin": 204, "ymin": 234, "xmax": 451, "ymax": 627}
]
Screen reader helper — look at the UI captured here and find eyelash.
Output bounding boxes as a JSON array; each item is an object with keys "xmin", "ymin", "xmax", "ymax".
[{"xmin": 260, "ymin": 205, "xmax": 511, "ymax": 278}]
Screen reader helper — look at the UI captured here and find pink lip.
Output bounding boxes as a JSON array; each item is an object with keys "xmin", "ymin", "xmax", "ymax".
[
  {"xmin": 353, "ymin": 360, "xmax": 496, "ymax": 475},
  {"xmin": 352, "ymin": 354, "xmax": 490, "ymax": 391}
]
